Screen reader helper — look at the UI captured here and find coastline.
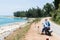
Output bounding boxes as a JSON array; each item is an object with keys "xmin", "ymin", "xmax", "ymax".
[
  {"xmin": 0, "ymin": 21, "xmax": 27, "ymax": 40},
  {"xmin": 0, "ymin": 18, "xmax": 35, "ymax": 40}
]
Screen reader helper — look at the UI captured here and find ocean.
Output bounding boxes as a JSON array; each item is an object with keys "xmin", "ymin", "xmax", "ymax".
[{"xmin": 0, "ymin": 17, "xmax": 26, "ymax": 26}]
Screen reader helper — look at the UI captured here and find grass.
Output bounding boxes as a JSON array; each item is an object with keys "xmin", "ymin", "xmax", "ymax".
[
  {"xmin": 4, "ymin": 23, "xmax": 32, "ymax": 40},
  {"xmin": 33, "ymin": 18, "xmax": 41, "ymax": 23},
  {"xmin": 4, "ymin": 18, "xmax": 40, "ymax": 40},
  {"xmin": 50, "ymin": 18, "xmax": 60, "ymax": 25}
]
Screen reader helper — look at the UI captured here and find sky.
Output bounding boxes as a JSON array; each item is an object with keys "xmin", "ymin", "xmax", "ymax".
[{"xmin": 0, "ymin": 0, "xmax": 54, "ymax": 16}]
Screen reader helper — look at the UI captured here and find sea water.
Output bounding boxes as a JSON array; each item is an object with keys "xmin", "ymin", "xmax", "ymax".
[{"xmin": 0, "ymin": 17, "xmax": 27, "ymax": 26}]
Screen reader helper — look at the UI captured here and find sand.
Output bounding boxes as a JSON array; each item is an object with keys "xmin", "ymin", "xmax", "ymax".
[
  {"xmin": 0, "ymin": 22, "xmax": 27, "ymax": 40},
  {"xmin": 24, "ymin": 17, "xmax": 60, "ymax": 40}
]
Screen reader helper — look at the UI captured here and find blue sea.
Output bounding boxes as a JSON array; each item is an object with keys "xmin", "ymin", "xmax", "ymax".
[{"xmin": 0, "ymin": 17, "xmax": 26, "ymax": 26}]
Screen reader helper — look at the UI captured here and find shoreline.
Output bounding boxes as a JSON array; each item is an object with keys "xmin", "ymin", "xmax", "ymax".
[
  {"xmin": 0, "ymin": 17, "xmax": 27, "ymax": 27},
  {"xmin": 0, "ymin": 21, "xmax": 27, "ymax": 40},
  {"xmin": 0, "ymin": 18, "xmax": 35, "ymax": 40},
  {"xmin": 0, "ymin": 21, "xmax": 27, "ymax": 26}
]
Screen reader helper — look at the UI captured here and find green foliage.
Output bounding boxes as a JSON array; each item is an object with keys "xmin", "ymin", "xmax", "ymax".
[
  {"xmin": 52, "ymin": 7, "xmax": 60, "ymax": 24},
  {"xmin": 14, "ymin": 11, "xmax": 26, "ymax": 17},
  {"xmin": 32, "ymin": 18, "xmax": 40, "ymax": 23},
  {"xmin": 53, "ymin": 0, "xmax": 60, "ymax": 9},
  {"xmin": 43, "ymin": 3, "xmax": 54, "ymax": 17},
  {"xmin": 14, "ymin": 3, "xmax": 53, "ymax": 18},
  {"xmin": 26, "ymin": 8, "xmax": 38, "ymax": 17},
  {"xmin": 14, "ymin": 11, "xmax": 20, "ymax": 17},
  {"xmin": 14, "ymin": 7, "xmax": 44, "ymax": 18},
  {"xmin": 51, "ymin": 0, "xmax": 60, "ymax": 24}
]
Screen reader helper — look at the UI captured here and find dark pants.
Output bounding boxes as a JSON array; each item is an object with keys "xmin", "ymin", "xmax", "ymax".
[
  {"xmin": 42, "ymin": 27, "xmax": 47, "ymax": 32},
  {"xmin": 42, "ymin": 27, "xmax": 51, "ymax": 35}
]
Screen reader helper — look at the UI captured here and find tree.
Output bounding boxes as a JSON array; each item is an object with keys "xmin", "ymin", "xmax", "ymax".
[
  {"xmin": 37, "ymin": 7, "xmax": 42, "ymax": 17},
  {"xmin": 14, "ymin": 11, "xmax": 26, "ymax": 17},
  {"xmin": 13, "ymin": 3, "xmax": 54, "ymax": 18},
  {"xmin": 26, "ymin": 8, "xmax": 38, "ymax": 18},
  {"xmin": 43, "ymin": 3, "xmax": 54, "ymax": 16},
  {"xmin": 14, "ymin": 11, "xmax": 20, "ymax": 17},
  {"xmin": 54, "ymin": 0, "xmax": 60, "ymax": 9}
]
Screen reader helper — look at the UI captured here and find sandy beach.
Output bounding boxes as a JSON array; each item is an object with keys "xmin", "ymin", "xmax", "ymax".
[
  {"xmin": 0, "ymin": 18, "xmax": 35, "ymax": 40},
  {"xmin": 0, "ymin": 21, "xmax": 27, "ymax": 40}
]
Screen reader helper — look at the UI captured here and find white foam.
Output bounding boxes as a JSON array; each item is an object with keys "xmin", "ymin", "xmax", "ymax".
[{"xmin": 0, "ymin": 22, "xmax": 27, "ymax": 40}]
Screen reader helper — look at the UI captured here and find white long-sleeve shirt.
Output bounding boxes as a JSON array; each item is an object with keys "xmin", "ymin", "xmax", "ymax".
[{"xmin": 42, "ymin": 21, "xmax": 50, "ymax": 28}]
